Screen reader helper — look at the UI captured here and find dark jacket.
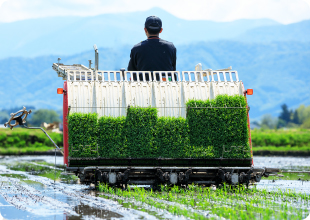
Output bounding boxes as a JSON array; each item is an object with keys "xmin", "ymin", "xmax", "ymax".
[{"xmin": 127, "ymin": 37, "xmax": 177, "ymax": 71}]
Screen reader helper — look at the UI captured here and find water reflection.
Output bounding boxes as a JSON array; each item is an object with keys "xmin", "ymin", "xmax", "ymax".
[{"xmin": 67, "ymin": 204, "xmax": 123, "ymax": 219}]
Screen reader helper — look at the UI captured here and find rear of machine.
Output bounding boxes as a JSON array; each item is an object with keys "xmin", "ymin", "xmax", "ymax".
[{"xmin": 53, "ymin": 47, "xmax": 277, "ymax": 187}]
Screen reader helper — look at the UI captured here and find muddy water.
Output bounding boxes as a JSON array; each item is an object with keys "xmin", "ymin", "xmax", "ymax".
[
  {"xmin": 254, "ymin": 156, "xmax": 310, "ymax": 171},
  {"xmin": 254, "ymin": 156, "xmax": 310, "ymax": 194},
  {"xmin": 0, "ymin": 155, "xmax": 309, "ymax": 219},
  {"xmin": 0, "ymin": 156, "xmax": 156, "ymax": 220}
]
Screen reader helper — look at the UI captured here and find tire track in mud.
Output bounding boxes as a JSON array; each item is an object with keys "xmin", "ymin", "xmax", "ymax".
[{"xmin": 0, "ymin": 165, "xmax": 157, "ymax": 219}]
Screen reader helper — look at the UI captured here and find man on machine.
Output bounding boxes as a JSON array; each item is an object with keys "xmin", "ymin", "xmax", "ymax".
[{"xmin": 127, "ymin": 16, "xmax": 177, "ymax": 81}]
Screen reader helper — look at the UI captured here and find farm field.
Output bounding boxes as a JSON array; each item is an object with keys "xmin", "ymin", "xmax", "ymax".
[
  {"xmin": 251, "ymin": 129, "xmax": 310, "ymax": 156},
  {"xmin": 0, "ymin": 128, "xmax": 62, "ymax": 155},
  {"xmin": 0, "ymin": 155, "xmax": 309, "ymax": 219},
  {"xmin": 98, "ymin": 183, "xmax": 309, "ymax": 219}
]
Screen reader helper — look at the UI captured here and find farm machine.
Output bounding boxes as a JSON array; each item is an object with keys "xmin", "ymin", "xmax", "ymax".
[{"xmin": 6, "ymin": 45, "xmax": 279, "ymax": 187}]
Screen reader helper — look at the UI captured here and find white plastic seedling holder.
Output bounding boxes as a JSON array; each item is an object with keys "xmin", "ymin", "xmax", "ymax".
[{"xmin": 53, "ymin": 60, "xmax": 244, "ymax": 118}]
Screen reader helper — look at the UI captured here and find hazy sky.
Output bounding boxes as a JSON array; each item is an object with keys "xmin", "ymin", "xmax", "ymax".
[{"xmin": 0, "ymin": 0, "xmax": 310, "ymax": 24}]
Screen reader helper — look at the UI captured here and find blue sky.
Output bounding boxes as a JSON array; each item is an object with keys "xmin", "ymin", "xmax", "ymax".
[{"xmin": 0, "ymin": 0, "xmax": 310, "ymax": 24}]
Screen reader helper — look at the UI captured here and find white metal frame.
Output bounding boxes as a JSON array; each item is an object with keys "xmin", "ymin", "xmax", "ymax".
[{"xmin": 53, "ymin": 64, "xmax": 244, "ymax": 118}]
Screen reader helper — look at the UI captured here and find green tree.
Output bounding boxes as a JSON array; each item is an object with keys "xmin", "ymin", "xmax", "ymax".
[
  {"xmin": 292, "ymin": 110, "xmax": 299, "ymax": 124},
  {"xmin": 277, "ymin": 119, "xmax": 286, "ymax": 128},
  {"xmin": 296, "ymin": 104, "xmax": 310, "ymax": 124},
  {"xmin": 278, "ymin": 104, "xmax": 291, "ymax": 124},
  {"xmin": 301, "ymin": 117, "xmax": 310, "ymax": 129},
  {"xmin": 260, "ymin": 114, "xmax": 277, "ymax": 129},
  {"xmin": 0, "ymin": 111, "xmax": 9, "ymax": 124},
  {"xmin": 28, "ymin": 109, "xmax": 61, "ymax": 126}
]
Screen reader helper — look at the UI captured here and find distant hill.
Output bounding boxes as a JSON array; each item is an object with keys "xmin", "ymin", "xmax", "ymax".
[
  {"xmin": 237, "ymin": 20, "xmax": 310, "ymax": 42},
  {"xmin": 0, "ymin": 7, "xmax": 282, "ymax": 59},
  {"xmin": 1, "ymin": 40, "xmax": 309, "ymax": 120}
]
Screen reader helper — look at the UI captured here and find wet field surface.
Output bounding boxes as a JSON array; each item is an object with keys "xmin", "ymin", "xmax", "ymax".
[
  {"xmin": 254, "ymin": 156, "xmax": 310, "ymax": 194},
  {"xmin": 0, "ymin": 156, "xmax": 309, "ymax": 219}
]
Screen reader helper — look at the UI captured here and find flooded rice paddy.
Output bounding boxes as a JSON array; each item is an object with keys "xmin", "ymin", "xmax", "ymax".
[{"xmin": 0, "ymin": 156, "xmax": 309, "ymax": 219}]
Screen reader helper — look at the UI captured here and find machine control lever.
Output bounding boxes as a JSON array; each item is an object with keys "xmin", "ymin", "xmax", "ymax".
[{"xmin": 4, "ymin": 106, "xmax": 32, "ymax": 130}]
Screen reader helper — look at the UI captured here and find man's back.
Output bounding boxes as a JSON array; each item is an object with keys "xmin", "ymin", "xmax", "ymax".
[
  {"xmin": 127, "ymin": 16, "xmax": 177, "ymax": 73},
  {"xmin": 128, "ymin": 37, "xmax": 176, "ymax": 71}
]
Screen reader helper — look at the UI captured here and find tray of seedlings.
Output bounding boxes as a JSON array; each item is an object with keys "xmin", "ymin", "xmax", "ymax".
[
  {"xmin": 66, "ymin": 95, "xmax": 274, "ymax": 186},
  {"xmin": 97, "ymin": 182, "xmax": 310, "ymax": 219}
]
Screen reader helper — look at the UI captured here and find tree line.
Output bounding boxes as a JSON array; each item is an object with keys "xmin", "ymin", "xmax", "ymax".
[{"xmin": 259, "ymin": 104, "xmax": 310, "ymax": 129}]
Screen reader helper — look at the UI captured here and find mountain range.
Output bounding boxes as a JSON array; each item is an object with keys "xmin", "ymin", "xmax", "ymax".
[
  {"xmin": 1, "ymin": 7, "xmax": 309, "ymax": 59},
  {"xmin": 0, "ymin": 8, "xmax": 309, "ymax": 121}
]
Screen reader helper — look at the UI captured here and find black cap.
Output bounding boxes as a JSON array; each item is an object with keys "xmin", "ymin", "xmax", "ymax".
[{"xmin": 145, "ymin": 16, "xmax": 162, "ymax": 32}]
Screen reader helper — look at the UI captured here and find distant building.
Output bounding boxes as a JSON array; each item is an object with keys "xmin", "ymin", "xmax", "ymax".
[{"xmin": 41, "ymin": 122, "xmax": 63, "ymax": 133}]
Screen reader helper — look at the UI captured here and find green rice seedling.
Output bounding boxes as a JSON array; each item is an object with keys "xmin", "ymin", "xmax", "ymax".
[
  {"xmin": 155, "ymin": 117, "xmax": 189, "ymax": 158},
  {"xmin": 186, "ymin": 94, "xmax": 250, "ymax": 159},
  {"xmin": 68, "ymin": 112, "xmax": 98, "ymax": 158},
  {"xmin": 67, "ymin": 94, "xmax": 251, "ymax": 159},
  {"xmin": 98, "ymin": 184, "xmax": 208, "ymax": 219},
  {"xmin": 124, "ymin": 107, "xmax": 158, "ymax": 158},
  {"xmin": 171, "ymin": 185, "xmax": 180, "ymax": 194},
  {"xmin": 97, "ymin": 116, "xmax": 127, "ymax": 158}
]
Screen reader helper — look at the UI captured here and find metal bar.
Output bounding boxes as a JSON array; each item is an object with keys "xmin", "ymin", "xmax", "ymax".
[
  {"xmin": 69, "ymin": 157, "xmax": 252, "ymax": 161},
  {"xmin": 193, "ymin": 72, "xmax": 198, "ymax": 82},
  {"xmin": 211, "ymin": 72, "xmax": 215, "ymax": 81},
  {"xmin": 54, "ymin": 148, "xmax": 56, "ymax": 184},
  {"xmin": 217, "ymin": 72, "xmax": 221, "ymax": 82},
  {"xmin": 82, "ymin": 166, "xmax": 263, "ymax": 170},
  {"xmin": 192, "ymin": 181, "xmax": 216, "ymax": 184},
  {"xmin": 199, "ymin": 71, "xmax": 204, "ymax": 82},
  {"xmin": 66, "ymin": 167, "xmax": 264, "ymax": 173},
  {"xmin": 69, "ymin": 106, "xmax": 247, "ymax": 109},
  {"xmin": 159, "ymin": 72, "xmax": 163, "ymax": 82},
  {"xmin": 127, "ymin": 180, "xmax": 155, "ymax": 184},
  {"xmin": 23, "ymin": 126, "xmax": 64, "ymax": 155},
  {"xmin": 113, "ymin": 72, "xmax": 117, "ymax": 82},
  {"xmin": 172, "ymin": 72, "xmax": 176, "ymax": 82},
  {"xmin": 94, "ymin": 45, "xmax": 99, "ymax": 71}
]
